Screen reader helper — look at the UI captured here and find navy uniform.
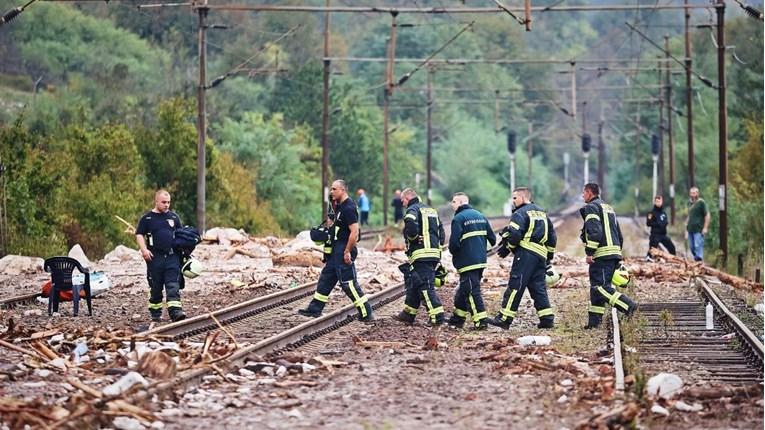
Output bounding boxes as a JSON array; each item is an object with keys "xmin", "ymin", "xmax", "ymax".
[
  {"xmin": 446, "ymin": 204, "xmax": 496, "ymax": 329},
  {"xmin": 299, "ymin": 197, "xmax": 373, "ymax": 321},
  {"xmin": 136, "ymin": 210, "xmax": 184, "ymax": 322},
  {"xmin": 395, "ymin": 196, "xmax": 446, "ymax": 325},
  {"xmin": 581, "ymin": 195, "xmax": 638, "ymax": 329},
  {"xmin": 646, "ymin": 202, "xmax": 676, "ymax": 258},
  {"xmin": 489, "ymin": 201, "xmax": 556, "ymax": 329}
]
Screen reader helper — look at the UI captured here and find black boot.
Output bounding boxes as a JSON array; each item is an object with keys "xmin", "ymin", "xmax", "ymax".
[
  {"xmin": 391, "ymin": 311, "xmax": 415, "ymax": 325},
  {"xmin": 537, "ymin": 317, "xmax": 554, "ymax": 329},
  {"xmin": 486, "ymin": 316, "xmax": 512, "ymax": 330},
  {"xmin": 169, "ymin": 310, "xmax": 186, "ymax": 322},
  {"xmin": 298, "ymin": 308, "xmax": 322, "ymax": 318},
  {"xmin": 583, "ymin": 313, "xmax": 601, "ymax": 329},
  {"xmin": 445, "ymin": 315, "xmax": 466, "ymax": 328},
  {"xmin": 473, "ymin": 318, "xmax": 489, "ymax": 331}
]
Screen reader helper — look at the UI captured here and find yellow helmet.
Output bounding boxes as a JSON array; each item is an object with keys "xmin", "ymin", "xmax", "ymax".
[
  {"xmin": 435, "ymin": 265, "xmax": 448, "ymax": 288},
  {"xmin": 545, "ymin": 266, "xmax": 561, "ymax": 286},
  {"xmin": 612, "ymin": 265, "xmax": 630, "ymax": 287}
]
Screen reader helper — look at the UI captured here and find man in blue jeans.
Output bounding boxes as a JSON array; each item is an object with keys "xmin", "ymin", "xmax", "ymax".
[{"xmin": 686, "ymin": 187, "xmax": 710, "ymax": 262}]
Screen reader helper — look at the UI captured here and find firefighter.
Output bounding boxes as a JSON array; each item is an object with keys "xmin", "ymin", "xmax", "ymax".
[
  {"xmin": 487, "ymin": 187, "xmax": 556, "ymax": 329},
  {"xmin": 445, "ymin": 192, "xmax": 496, "ymax": 330},
  {"xmin": 645, "ymin": 195, "xmax": 676, "ymax": 260},
  {"xmin": 392, "ymin": 188, "xmax": 446, "ymax": 326},
  {"xmin": 136, "ymin": 190, "xmax": 186, "ymax": 323},
  {"xmin": 298, "ymin": 179, "xmax": 373, "ymax": 322},
  {"xmin": 580, "ymin": 182, "xmax": 638, "ymax": 329}
]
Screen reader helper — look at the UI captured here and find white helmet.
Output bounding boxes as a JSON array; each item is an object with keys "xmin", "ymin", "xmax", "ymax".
[
  {"xmin": 182, "ymin": 257, "xmax": 203, "ymax": 279},
  {"xmin": 545, "ymin": 267, "xmax": 561, "ymax": 286}
]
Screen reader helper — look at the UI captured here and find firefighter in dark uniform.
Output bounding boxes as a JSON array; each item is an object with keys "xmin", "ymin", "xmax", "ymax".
[
  {"xmin": 645, "ymin": 195, "xmax": 676, "ymax": 260},
  {"xmin": 392, "ymin": 188, "xmax": 446, "ymax": 326},
  {"xmin": 487, "ymin": 187, "xmax": 556, "ymax": 329},
  {"xmin": 136, "ymin": 190, "xmax": 186, "ymax": 323},
  {"xmin": 445, "ymin": 192, "xmax": 496, "ymax": 329},
  {"xmin": 298, "ymin": 179, "xmax": 373, "ymax": 322},
  {"xmin": 580, "ymin": 183, "xmax": 638, "ymax": 329}
]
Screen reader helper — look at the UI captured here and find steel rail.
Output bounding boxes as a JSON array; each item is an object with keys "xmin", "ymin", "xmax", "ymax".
[
  {"xmin": 0, "ymin": 292, "xmax": 40, "ymax": 309},
  {"xmin": 147, "ymin": 282, "xmax": 405, "ymax": 396},
  {"xmin": 698, "ymin": 278, "xmax": 764, "ymax": 363},
  {"xmin": 144, "ymin": 281, "xmax": 317, "ymax": 338}
]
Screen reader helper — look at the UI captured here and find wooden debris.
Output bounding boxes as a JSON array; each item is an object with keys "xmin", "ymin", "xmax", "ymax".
[
  {"xmin": 114, "ymin": 215, "xmax": 136, "ymax": 235},
  {"xmin": 0, "ymin": 339, "xmax": 39, "ymax": 357},
  {"xmin": 352, "ymin": 335, "xmax": 409, "ymax": 349},
  {"xmin": 209, "ymin": 312, "xmax": 241, "ymax": 350},
  {"xmin": 30, "ymin": 329, "xmax": 60, "ymax": 340},
  {"xmin": 649, "ymin": 248, "xmax": 763, "ymax": 291},
  {"xmin": 683, "ymin": 384, "xmax": 763, "ymax": 400},
  {"xmin": 137, "ymin": 350, "xmax": 177, "ymax": 380},
  {"xmin": 575, "ymin": 402, "xmax": 640, "ymax": 430},
  {"xmin": 273, "ymin": 380, "xmax": 319, "ymax": 388}
]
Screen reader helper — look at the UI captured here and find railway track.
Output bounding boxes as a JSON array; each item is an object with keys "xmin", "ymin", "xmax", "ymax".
[
  {"xmin": 141, "ymin": 280, "xmax": 405, "ymax": 395},
  {"xmin": 613, "ymin": 277, "xmax": 764, "ymax": 389},
  {"xmin": 0, "ymin": 292, "xmax": 41, "ymax": 309}
]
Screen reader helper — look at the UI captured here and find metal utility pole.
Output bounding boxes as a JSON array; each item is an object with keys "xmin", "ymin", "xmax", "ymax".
[
  {"xmin": 582, "ymin": 101, "xmax": 589, "ymax": 185},
  {"xmin": 685, "ymin": 0, "xmax": 695, "ymax": 187},
  {"xmin": 597, "ymin": 113, "xmax": 605, "ymax": 199},
  {"xmin": 426, "ymin": 67, "xmax": 433, "ymax": 206},
  {"xmin": 717, "ymin": 0, "xmax": 728, "ymax": 264},
  {"xmin": 196, "ymin": 3, "xmax": 208, "ymax": 234},
  {"xmin": 382, "ymin": 13, "xmax": 398, "ymax": 226},
  {"xmin": 570, "ymin": 65, "xmax": 577, "ymax": 118},
  {"xmin": 665, "ymin": 35, "xmax": 676, "ymax": 225},
  {"xmin": 321, "ymin": 0, "xmax": 331, "ymax": 220},
  {"xmin": 505, "ymin": 130, "xmax": 517, "ymax": 217},
  {"xmin": 527, "ymin": 122, "xmax": 533, "ymax": 188},
  {"xmin": 633, "ymin": 107, "xmax": 642, "ymax": 217},
  {"xmin": 657, "ymin": 61, "xmax": 665, "ymax": 197}
]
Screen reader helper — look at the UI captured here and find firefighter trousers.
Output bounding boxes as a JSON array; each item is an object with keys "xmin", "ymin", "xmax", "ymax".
[
  {"xmin": 495, "ymin": 251, "xmax": 553, "ymax": 325},
  {"xmin": 587, "ymin": 258, "xmax": 637, "ymax": 327},
  {"xmin": 451, "ymin": 269, "xmax": 488, "ymax": 327},
  {"xmin": 401, "ymin": 261, "xmax": 445, "ymax": 324},
  {"xmin": 146, "ymin": 251, "xmax": 182, "ymax": 318},
  {"xmin": 304, "ymin": 243, "xmax": 372, "ymax": 320}
]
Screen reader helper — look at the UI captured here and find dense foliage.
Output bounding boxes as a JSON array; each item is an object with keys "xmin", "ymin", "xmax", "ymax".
[{"xmin": 0, "ymin": 1, "xmax": 761, "ymax": 270}]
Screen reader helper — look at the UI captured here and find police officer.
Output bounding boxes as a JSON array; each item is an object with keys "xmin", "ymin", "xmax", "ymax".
[
  {"xmin": 392, "ymin": 188, "xmax": 446, "ymax": 326},
  {"xmin": 445, "ymin": 192, "xmax": 496, "ymax": 330},
  {"xmin": 136, "ymin": 190, "xmax": 186, "ymax": 323},
  {"xmin": 580, "ymin": 183, "xmax": 638, "ymax": 329},
  {"xmin": 646, "ymin": 195, "xmax": 676, "ymax": 261},
  {"xmin": 298, "ymin": 180, "xmax": 373, "ymax": 322},
  {"xmin": 487, "ymin": 187, "xmax": 556, "ymax": 329}
]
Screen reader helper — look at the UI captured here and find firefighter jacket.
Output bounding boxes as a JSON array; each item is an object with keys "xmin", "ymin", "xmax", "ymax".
[
  {"xmin": 646, "ymin": 205, "xmax": 668, "ymax": 236},
  {"xmin": 580, "ymin": 197, "xmax": 623, "ymax": 259},
  {"xmin": 449, "ymin": 204, "xmax": 497, "ymax": 273},
  {"xmin": 499, "ymin": 202, "xmax": 556, "ymax": 263},
  {"xmin": 403, "ymin": 197, "xmax": 445, "ymax": 264}
]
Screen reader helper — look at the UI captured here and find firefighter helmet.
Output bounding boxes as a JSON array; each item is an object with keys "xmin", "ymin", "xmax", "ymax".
[
  {"xmin": 435, "ymin": 265, "xmax": 448, "ymax": 288},
  {"xmin": 612, "ymin": 264, "xmax": 630, "ymax": 287},
  {"xmin": 545, "ymin": 266, "xmax": 561, "ymax": 286},
  {"xmin": 309, "ymin": 225, "xmax": 330, "ymax": 245},
  {"xmin": 182, "ymin": 257, "xmax": 203, "ymax": 279}
]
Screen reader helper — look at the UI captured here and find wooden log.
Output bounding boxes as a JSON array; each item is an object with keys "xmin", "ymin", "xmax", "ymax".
[
  {"xmin": 683, "ymin": 384, "xmax": 763, "ymax": 400},
  {"xmin": 575, "ymin": 402, "xmax": 640, "ymax": 430},
  {"xmin": 652, "ymin": 248, "xmax": 763, "ymax": 292},
  {"xmin": 273, "ymin": 380, "xmax": 319, "ymax": 388},
  {"xmin": 235, "ymin": 247, "xmax": 264, "ymax": 258},
  {"xmin": 0, "ymin": 339, "xmax": 39, "ymax": 357},
  {"xmin": 137, "ymin": 350, "xmax": 177, "ymax": 380}
]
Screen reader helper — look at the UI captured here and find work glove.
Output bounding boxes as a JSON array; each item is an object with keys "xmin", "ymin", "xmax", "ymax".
[
  {"xmin": 497, "ymin": 246, "xmax": 510, "ymax": 258},
  {"xmin": 545, "ymin": 264, "xmax": 554, "ymax": 277}
]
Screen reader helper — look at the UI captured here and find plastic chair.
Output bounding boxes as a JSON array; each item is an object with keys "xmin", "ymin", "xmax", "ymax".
[{"xmin": 44, "ymin": 257, "xmax": 92, "ymax": 317}]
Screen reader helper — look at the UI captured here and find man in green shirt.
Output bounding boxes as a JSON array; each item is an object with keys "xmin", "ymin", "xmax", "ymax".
[{"xmin": 686, "ymin": 187, "xmax": 710, "ymax": 262}]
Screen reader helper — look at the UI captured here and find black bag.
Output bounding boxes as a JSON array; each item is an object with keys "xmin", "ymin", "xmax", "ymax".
[{"xmin": 173, "ymin": 225, "xmax": 202, "ymax": 256}]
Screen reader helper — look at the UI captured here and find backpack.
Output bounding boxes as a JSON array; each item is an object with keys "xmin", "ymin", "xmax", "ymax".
[{"xmin": 173, "ymin": 225, "xmax": 202, "ymax": 256}]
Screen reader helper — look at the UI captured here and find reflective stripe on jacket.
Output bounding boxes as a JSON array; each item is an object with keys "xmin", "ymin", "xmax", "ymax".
[
  {"xmin": 403, "ymin": 197, "xmax": 445, "ymax": 263},
  {"xmin": 501, "ymin": 202, "xmax": 556, "ymax": 262},
  {"xmin": 581, "ymin": 197, "xmax": 622, "ymax": 259},
  {"xmin": 448, "ymin": 204, "xmax": 497, "ymax": 273}
]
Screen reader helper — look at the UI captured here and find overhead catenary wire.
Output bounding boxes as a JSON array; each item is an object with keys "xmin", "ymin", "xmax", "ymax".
[
  {"xmin": 1, "ymin": 0, "xmax": 37, "ymax": 24},
  {"xmin": 625, "ymin": 21, "xmax": 718, "ymax": 89}
]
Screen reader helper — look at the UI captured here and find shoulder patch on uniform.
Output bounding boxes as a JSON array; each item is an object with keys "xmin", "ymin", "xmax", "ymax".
[{"xmin": 647, "ymin": 213, "xmax": 653, "ymax": 219}]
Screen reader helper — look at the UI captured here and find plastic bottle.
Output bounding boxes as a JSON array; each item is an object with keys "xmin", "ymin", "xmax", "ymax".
[{"xmin": 705, "ymin": 303, "xmax": 714, "ymax": 330}]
